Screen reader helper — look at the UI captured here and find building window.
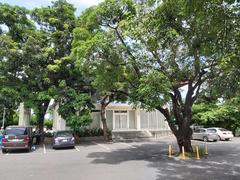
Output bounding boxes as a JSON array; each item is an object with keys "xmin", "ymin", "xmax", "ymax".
[{"xmin": 114, "ymin": 110, "xmax": 128, "ymax": 129}]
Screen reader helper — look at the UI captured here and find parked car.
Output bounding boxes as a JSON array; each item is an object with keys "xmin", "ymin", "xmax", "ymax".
[
  {"xmin": 0, "ymin": 131, "xmax": 3, "ymax": 146},
  {"xmin": 52, "ymin": 130, "xmax": 75, "ymax": 149},
  {"xmin": 192, "ymin": 128, "xmax": 218, "ymax": 142},
  {"xmin": 1, "ymin": 126, "xmax": 33, "ymax": 153},
  {"xmin": 207, "ymin": 127, "xmax": 234, "ymax": 141}
]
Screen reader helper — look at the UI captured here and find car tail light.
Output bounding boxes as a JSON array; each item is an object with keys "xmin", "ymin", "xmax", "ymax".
[{"xmin": 24, "ymin": 137, "xmax": 29, "ymax": 142}]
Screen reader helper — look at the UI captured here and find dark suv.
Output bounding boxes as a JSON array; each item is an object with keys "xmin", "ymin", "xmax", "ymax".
[{"xmin": 2, "ymin": 126, "xmax": 33, "ymax": 153}]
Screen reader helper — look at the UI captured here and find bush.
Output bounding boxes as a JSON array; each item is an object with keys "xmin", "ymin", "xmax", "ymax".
[
  {"xmin": 44, "ymin": 119, "xmax": 53, "ymax": 130},
  {"xmin": 77, "ymin": 128, "xmax": 111, "ymax": 137},
  {"xmin": 44, "ymin": 131, "xmax": 54, "ymax": 137}
]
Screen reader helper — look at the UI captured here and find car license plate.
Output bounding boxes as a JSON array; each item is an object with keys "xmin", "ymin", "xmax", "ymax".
[
  {"xmin": 62, "ymin": 139, "xmax": 67, "ymax": 142},
  {"xmin": 11, "ymin": 139, "xmax": 20, "ymax": 142}
]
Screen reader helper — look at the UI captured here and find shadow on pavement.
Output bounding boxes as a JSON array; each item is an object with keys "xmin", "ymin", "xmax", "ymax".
[{"xmin": 87, "ymin": 140, "xmax": 240, "ymax": 180}]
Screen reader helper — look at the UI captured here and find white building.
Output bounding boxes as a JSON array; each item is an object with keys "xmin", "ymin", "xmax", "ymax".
[
  {"xmin": 52, "ymin": 103, "xmax": 172, "ymax": 139},
  {"xmin": 18, "ymin": 102, "xmax": 172, "ymax": 139}
]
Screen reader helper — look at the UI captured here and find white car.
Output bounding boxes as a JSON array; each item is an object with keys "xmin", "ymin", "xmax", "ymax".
[{"xmin": 207, "ymin": 127, "xmax": 234, "ymax": 141}]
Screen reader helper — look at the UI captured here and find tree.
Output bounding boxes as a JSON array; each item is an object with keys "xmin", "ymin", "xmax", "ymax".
[
  {"xmin": 72, "ymin": 7, "xmax": 130, "ymax": 141},
  {"xmin": 1, "ymin": 1, "xmax": 93, "ymax": 142},
  {"xmin": 73, "ymin": 0, "xmax": 239, "ymax": 152},
  {"xmin": 0, "ymin": 3, "xmax": 53, "ymax": 135},
  {"xmin": 0, "ymin": 3, "xmax": 34, "ymax": 128},
  {"xmin": 28, "ymin": 0, "xmax": 77, "ymax": 138}
]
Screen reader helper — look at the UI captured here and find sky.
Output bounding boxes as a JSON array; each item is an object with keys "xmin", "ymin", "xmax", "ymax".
[{"xmin": 1, "ymin": 0, "xmax": 103, "ymax": 15}]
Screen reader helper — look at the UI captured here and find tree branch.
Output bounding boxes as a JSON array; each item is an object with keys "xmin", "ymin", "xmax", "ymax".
[
  {"xmin": 156, "ymin": 106, "xmax": 178, "ymax": 136},
  {"xmin": 112, "ymin": 26, "xmax": 140, "ymax": 76}
]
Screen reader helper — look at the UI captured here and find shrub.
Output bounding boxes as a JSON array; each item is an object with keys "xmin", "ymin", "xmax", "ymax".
[
  {"xmin": 44, "ymin": 131, "xmax": 54, "ymax": 137},
  {"xmin": 44, "ymin": 119, "xmax": 53, "ymax": 130},
  {"xmin": 77, "ymin": 127, "xmax": 111, "ymax": 137}
]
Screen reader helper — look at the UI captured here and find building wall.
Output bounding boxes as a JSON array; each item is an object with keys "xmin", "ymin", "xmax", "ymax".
[
  {"xmin": 52, "ymin": 103, "xmax": 169, "ymax": 132},
  {"xmin": 129, "ymin": 110, "xmax": 136, "ymax": 129},
  {"xmin": 89, "ymin": 112, "xmax": 101, "ymax": 129},
  {"xmin": 138, "ymin": 110, "xmax": 169, "ymax": 130},
  {"xmin": 106, "ymin": 110, "xmax": 113, "ymax": 130}
]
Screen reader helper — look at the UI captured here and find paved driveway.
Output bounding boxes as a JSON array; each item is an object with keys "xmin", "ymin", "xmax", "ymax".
[{"xmin": 0, "ymin": 137, "xmax": 240, "ymax": 180}]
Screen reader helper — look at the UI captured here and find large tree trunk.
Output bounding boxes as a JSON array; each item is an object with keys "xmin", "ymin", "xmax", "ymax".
[
  {"xmin": 176, "ymin": 122, "xmax": 193, "ymax": 152},
  {"xmin": 100, "ymin": 104, "xmax": 109, "ymax": 141},
  {"xmin": 157, "ymin": 88, "xmax": 194, "ymax": 153},
  {"xmin": 100, "ymin": 94, "xmax": 114, "ymax": 142},
  {"xmin": 163, "ymin": 110, "xmax": 193, "ymax": 153}
]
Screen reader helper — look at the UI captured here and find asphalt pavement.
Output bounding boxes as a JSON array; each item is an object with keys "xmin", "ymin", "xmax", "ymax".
[{"xmin": 0, "ymin": 137, "xmax": 240, "ymax": 180}]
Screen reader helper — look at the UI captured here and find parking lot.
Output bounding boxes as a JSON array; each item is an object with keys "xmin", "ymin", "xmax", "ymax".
[{"xmin": 1, "ymin": 137, "xmax": 240, "ymax": 180}]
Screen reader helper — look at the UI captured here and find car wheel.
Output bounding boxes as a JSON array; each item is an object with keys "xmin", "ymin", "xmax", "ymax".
[
  {"xmin": 203, "ymin": 136, "xmax": 208, "ymax": 142},
  {"xmin": 225, "ymin": 138, "xmax": 230, "ymax": 141},
  {"xmin": 2, "ymin": 149, "xmax": 7, "ymax": 154},
  {"xmin": 26, "ymin": 146, "xmax": 31, "ymax": 153}
]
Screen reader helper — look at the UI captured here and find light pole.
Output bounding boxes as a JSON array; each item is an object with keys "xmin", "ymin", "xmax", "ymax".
[{"xmin": 1, "ymin": 107, "xmax": 6, "ymax": 129}]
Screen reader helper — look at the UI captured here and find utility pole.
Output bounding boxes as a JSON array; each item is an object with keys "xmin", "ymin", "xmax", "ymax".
[{"xmin": 1, "ymin": 107, "xmax": 6, "ymax": 129}]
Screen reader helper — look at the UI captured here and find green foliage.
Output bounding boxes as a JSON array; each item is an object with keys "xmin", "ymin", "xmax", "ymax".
[
  {"xmin": 0, "ymin": 1, "xmax": 83, "ymax": 133},
  {"xmin": 30, "ymin": 114, "xmax": 37, "ymax": 126},
  {"xmin": 0, "ymin": 109, "xmax": 18, "ymax": 127},
  {"xmin": 72, "ymin": 1, "xmax": 131, "ymax": 115},
  {"xmin": 44, "ymin": 119, "xmax": 53, "ymax": 130},
  {"xmin": 136, "ymin": 70, "xmax": 171, "ymax": 109},
  {"xmin": 58, "ymin": 88, "xmax": 94, "ymax": 132},
  {"xmin": 77, "ymin": 128, "xmax": 111, "ymax": 137},
  {"xmin": 192, "ymin": 99, "xmax": 240, "ymax": 132},
  {"xmin": 0, "ymin": 3, "xmax": 34, "ymax": 42}
]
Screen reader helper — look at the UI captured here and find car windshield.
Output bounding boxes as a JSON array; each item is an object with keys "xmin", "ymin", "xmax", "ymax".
[
  {"xmin": 219, "ymin": 128, "xmax": 228, "ymax": 131},
  {"xmin": 207, "ymin": 129, "xmax": 217, "ymax": 133},
  {"xmin": 4, "ymin": 127, "xmax": 27, "ymax": 136},
  {"xmin": 56, "ymin": 131, "xmax": 72, "ymax": 137}
]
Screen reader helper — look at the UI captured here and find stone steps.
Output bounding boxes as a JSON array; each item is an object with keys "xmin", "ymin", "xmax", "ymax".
[{"xmin": 112, "ymin": 130, "xmax": 172, "ymax": 140}]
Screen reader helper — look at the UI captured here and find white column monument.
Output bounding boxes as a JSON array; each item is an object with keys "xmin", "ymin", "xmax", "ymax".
[
  {"xmin": 18, "ymin": 102, "xmax": 31, "ymax": 126},
  {"xmin": 52, "ymin": 103, "xmax": 66, "ymax": 131}
]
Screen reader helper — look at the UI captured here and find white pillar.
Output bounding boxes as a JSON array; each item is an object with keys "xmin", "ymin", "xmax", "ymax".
[
  {"xmin": 52, "ymin": 103, "xmax": 66, "ymax": 131},
  {"xmin": 136, "ymin": 109, "xmax": 141, "ymax": 130},
  {"xmin": 18, "ymin": 102, "xmax": 31, "ymax": 126}
]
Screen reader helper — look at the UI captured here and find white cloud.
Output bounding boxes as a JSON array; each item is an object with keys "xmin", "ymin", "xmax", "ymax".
[{"xmin": 67, "ymin": 0, "xmax": 103, "ymax": 7}]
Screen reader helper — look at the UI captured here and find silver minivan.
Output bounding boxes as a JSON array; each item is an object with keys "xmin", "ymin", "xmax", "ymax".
[{"xmin": 192, "ymin": 128, "xmax": 218, "ymax": 142}]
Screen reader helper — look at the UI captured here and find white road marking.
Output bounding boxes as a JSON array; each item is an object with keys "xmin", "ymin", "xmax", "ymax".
[
  {"xmin": 75, "ymin": 146, "xmax": 80, "ymax": 152},
  {"xmin": 43, "ymin": 144, "xmax": 46, "ymax": 154},
  {"xmin": 92, "ymin": 141, "xmax": 111, "ymax": 151},
  {"xmin": 5, "ymin": 153, "xmax": 9, "ymax": 156},
  {"xmin": 120, "ymin": 142, "xmax": 136, "ymax": 148}
]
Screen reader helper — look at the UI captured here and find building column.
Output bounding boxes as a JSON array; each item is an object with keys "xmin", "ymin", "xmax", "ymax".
[
  {"xmin": 52, "ymin": 103, "xmax": 66, "ymax": 131},
  {"xmin": 136, "ymin": 109, "xmax": 141, "ymax": 130},
  {"xmin": 18, "ymin": 102, "xmax": 31, "ymax": 126}
]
